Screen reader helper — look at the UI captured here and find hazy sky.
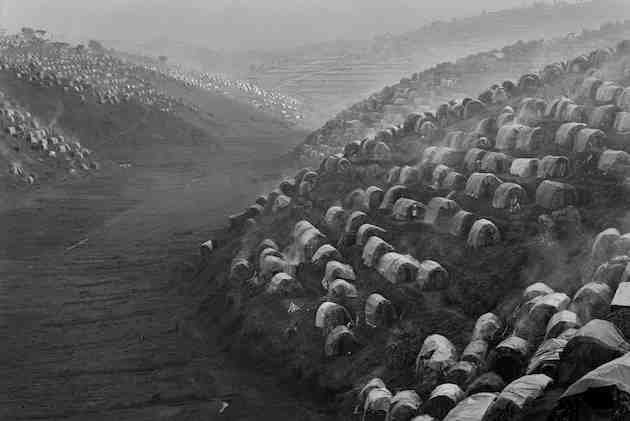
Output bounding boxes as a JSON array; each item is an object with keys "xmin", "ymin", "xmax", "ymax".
[{"xmin": 1, "ymin": 1, "xmax": 553, "ymax": 51}]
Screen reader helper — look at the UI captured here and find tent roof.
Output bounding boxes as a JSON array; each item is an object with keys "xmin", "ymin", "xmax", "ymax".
[
  {"xmin": 443, "ymin": 392, "xmax": 497, "ymax": 421},
  {"xmin": 562, "ymin": 352, "xmax": 630, "ymax": 398},
  {"xmin": 612, "ymin": 282, "xmax": 630, "ymax": 307}
]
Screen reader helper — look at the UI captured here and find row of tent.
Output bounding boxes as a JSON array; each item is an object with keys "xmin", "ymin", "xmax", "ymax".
[{"xmin": 0, "ymin": 33, "xmax": 184, "ymax": 113}]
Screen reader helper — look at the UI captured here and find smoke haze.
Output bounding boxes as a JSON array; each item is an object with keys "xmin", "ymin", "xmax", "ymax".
[{"xmin": 2, "ymin": 0, "xmax": 556, "ymax": 51}]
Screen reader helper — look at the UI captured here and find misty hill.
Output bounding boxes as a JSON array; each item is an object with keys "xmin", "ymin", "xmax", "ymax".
[
  {"xmin": 0, "ymin": 32, "xmax": 304, "ymax": 191},
  {"xmin": 193, "ymin": 35, "xmax": 630, "ymax": 420},
  {"xmin": 297, "ymin": 20, "xmax": 630, "ymax": 163}
]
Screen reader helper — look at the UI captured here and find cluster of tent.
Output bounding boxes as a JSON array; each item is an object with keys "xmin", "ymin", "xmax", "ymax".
[
  {"xmin": 298, "ymin": 23, "xmax": 630, "ymax": 165},
  {"xmin": 0, "ymin": 90, "xmax": 96, "ymax": 181},
  {"xmin": 356, "ymin": 258, "xmax": 630, "ymax": 421},
  {"xmin": 0, "ymin": 33, "xmax": 181, "ymax": 113},
  {"xmin": 135, "ymin": 60, "xmax": 304, "ymax": 124}
]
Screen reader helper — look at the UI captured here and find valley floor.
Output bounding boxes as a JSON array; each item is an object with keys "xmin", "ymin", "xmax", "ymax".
[{"xmin": 0, "ymin": 122, "xmax": 332, "ymax": 420}]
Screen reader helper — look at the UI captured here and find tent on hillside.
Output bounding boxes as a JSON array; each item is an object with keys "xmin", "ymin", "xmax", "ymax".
[
  {"xmin": 266, "ymin": 272, "xmax": 302, "ymax": 296},
  {"xmin": 356, "ymin": 224, "xmax": 387, "ymax": 247},
  {"xmin": 417, "ymin": 260, "xmax": 449, "ymax": 291},
  {"xmin": 589, "ymin": 105, "xmax": 619, "ymax": 131},
  {"xmin": 555, "ymin": 123, "xmax": 586, "ymax": 150},
  {"xmin": 424, "ymin": 384, "xmax": 465, "ymax": 420},
  {"xmin": 571, "ymin": 282, "xmax": 612, "ymax": 323},
  {"xmin": 380, "ymin": 185, "xmax": 410, "ymax": 213},
  {"xmin": 363, "ymin": 387, "xmax": 392, "ymax": 421},
  {"xmin": 362, "ymin": 236, "xmax": 394, "ymax": 268},
  {"xmin": 392, "ymin": 198, "xmax": 426, "ymax": 222},
  {"xmin": 315, "ymin": 301, "xmax": 351, "ymax": 334},
  {"xmin": 388, "ymin": 390, "xmax": 422, "ymax": 421},
  {"xmin": 546, "ymin": 310, "xmax": 581, "ymax": 340},
  {"xmin": 364, "ymin": 293, "xmax": 395, "ymax": 328},
  {"xmin": 311, "ymin": 244, "xmax": 343, "ymax": 269},
  {"xmin": 425, "ymin": 197, "xmax": 460, "ymax": 229},
  {"xmin": 415, "ymin": 334, "xmax": 458, "ymax": 385},
  {"xmin": 558, "ymin": 319, "xmax": 630, "ymax": 386},
  {"xmin": 366, "ymin": 186, "xmax": 385, "ymax": 211},
  {"xmin": 325, "ymin": 325, "xmax": 358, "ymax": 357},
  {"xmin": 535, "ymin": 180, "xmax": 576, "ymax": 210},
  {"xmin": 482, "ymin": 374, "xmax": 553, "ymax": 421},
  {"xmin": 467, "ymin": 219, "xmax": 501, "ymax": 248},
  {"xmin": 526, "ymin": 338, "xmax": 568, "ymax": 377},
  {"xmin": 449, "ymin": 210, "xmax": 476, "ymax": 239},
  {"xmin": 322, "ymin": 261, "xmax": 356, "ymax": 290},
  {"xmin": 324, "ymin": 206, "xmax": 347, "ymax": 239},
  {"xmin": 480, "ymin": 152, "xmax": 513, "ymax": 174},
  {"xmin": 488, "ymin": 336, "xmax": 531, "ymax": 382},
  {"xmin": 492, "ymin": 182, "xmax": 526, "ymax": 210},
  {"xmin": 376, "ymin": 252, "xmax": 420, "ymax": 284},
  {"xmin": 465, "ymin": 173, "xmax": 502, "ymax": 200},
  {"xmin": 442, "ymin": 392, "xmax": 497, "ymax": 421},
  {"xmin": 344, "ymin": 188, "xmax": 369, "ymax": 212},
  {"xmin": 553, "ymin": 353, "xmax": 630, "ymax": 421}
]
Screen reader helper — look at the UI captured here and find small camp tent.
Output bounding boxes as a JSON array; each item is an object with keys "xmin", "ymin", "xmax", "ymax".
[
  {"xmin": 598, "ymin": 149, "xmax": 630, "ymax": 175},
  {"xmin": 482, "ymin": 374, "xmax": 553, "ymax": 421},
  {"xmin": 467, "ymin": 219, "xmax": 501, "ymax": 248},
  {"xmin": 377, "ymin": 252, "xmax": 421, "ymax": 284},
  {"xmin": 362, "ymin": 236, "xmax": 394, "ymax": 268},
  {"xmin": 380, "ymin": 185, "xmax": 411, "ymax": 213},
  {"xmin": 449, "ymin": 210, "xmax": 476, "ymax": 239},
  {"xmin": 425, "ymin": 197, "xmax": 461, "ymax": 230},
  {"xmin": 344, "ymin": 188, "xmax": 369, "ymax": 212},
  {"xmin": 366, "ymin": 186, "xmax": 385, "ymax": 211},
  {"xmin": 325, "ymin": 325, "xmax": 358, "ymax": 357},
  {"xmin": 526, "ymin": 337, "xmax": 568, "ymax": 377},
  {"xmin": 365, "ymin": 293, "xmax": 396, "ymax": 328},
  {"xmin": 392, "ymin": 198, "xmax": 426, "ymax": 222},
  {"xmin": 546, "ymin": 310, "xmax": 582, "ymax": 340},
  {"xmin": 363, "ymin": 387, "xmax": 392, "ymax": 421},
  {"xmin": 442, "ymin": 393, "xmax": 497, "ymax": 421},
  {"xmin": 388, "ymin": 390, "xmax": 422, "ymax": 421},
  {"xmin": 557, "ymin": 319, "xmax": 630, "ymax": 385},
  {"xmin": 415, "ymin": 334, "xmax": 458, "ymax": 384},
  {"xmin": 492, "ymin": 182, "xmax": 526, "ymax": 210},
  {"xmin": 589, "ymin": 105, "xmax": 618, "ymax": 131},
  {"xmin": 535, "ymin": 180, "xmax": 576, "ymax": 210},
  {"xmin": 480, "ymin": 152, "xmax": 513, "ymax": 174},
  {"xmin": 322, "ymin": 261, "xmax": 356, "ymax": 290},
  {"xmin": 266, "ymin": 272, "xmax": 303, "ymax": 296},
  {"xmin": 510, "ymin": 158, "xmax": 539, "ymax": 178},
  {"xmin": 471, "ymin": 313, "xmax": 502, "ymax": 343},
  {"xmin": 571, "ymin": 282, "xmax": 612, "ymax": 323},
  {"xmin": 417, "ymin": 260, "xmax": 449, "ymax": 291},
  {"xmin": 315, "ymin": 301, "xmax": 351, "ymax": 334},
  {"xmin": 462, "ymin": 339, "xmax": 489, "ymax": 369},
  {"xmin": 488, "ymin": 336, "xmax": 531, "ymax": 382},
  {"xmin": 465, "ymin": 173, "xmax": 502, "ymax": 199},
  {"xmin": 524, "ymin": 282, "xmax": 554, "ymax": 302},
  {"xmin": 424, "ymin": 384, "xmax": 465, "ymax": 420},
  {"xmin": 356, "ymin": 224, "xmax": 387, "ymax": 247},
  {"xmin": 311, "ymin": 244, "xmax": 343, "ymax": 268}
]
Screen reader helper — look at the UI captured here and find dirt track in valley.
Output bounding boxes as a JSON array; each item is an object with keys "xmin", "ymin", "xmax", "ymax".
[{"xmin": 0, "ymin": 116, "xmax": 332, "ymax": 420}]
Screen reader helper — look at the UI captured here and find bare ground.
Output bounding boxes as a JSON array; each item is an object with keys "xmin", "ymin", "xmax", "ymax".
[{"xmin": 0, "ymin": 86, "xmax": 333, "ymax": 420}]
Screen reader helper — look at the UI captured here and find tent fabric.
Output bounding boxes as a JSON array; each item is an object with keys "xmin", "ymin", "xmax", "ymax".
[
  {"xmin": 328, "ymin": 279, "xmax": 358, "ymax": 299},
  {"xmin": 589, "ymin": 105, "xmax": 619, "ymax": 131},
  {"xmin": 387, "ymin": 167, "xmax": 402, "ymax": 185},
  {"xmin": 325, "ymin": 326, "xmax": 358, "ymax": 357},
  {"xmin": 592, "ymin": 256, "xmax": 630, "ymax": 289},
  {"xmin": 356, "ymin": 224, "xmax": 387, "ymax": 247},
  {"xmin": 322, "ymin": 261, "xmax": 356, "ymax": 290},
  {"xmin": 293, "ymin": 225, "xmax": 327, "ymax": 264},
  {"xmin": 415, "ymin": 335, "xmax": 458, "ymax": 382},
  {"xmin": 480, "ymin": 152, "xmax": 513, "ymax": 174},
  {"xmin": 388, "ymin": 390, "xmax": 422, "ymax": 421},
  {"xmin": 591, "ymin": 228, "xmax": 622, "ymax": 264},
  {"xmin": 467, "ymin": 219, "xmax": 501, "ymax": 248},
  {"xmin": 482, "ymin": 374, "xmax": 553, "ymax": 421},
  {"xmin": 465, "ymin": 173, "xmax": 502, "ymax": 200},
  {"xmin": 574, "ymin": 128, "xmax": 605, "ymax": 155},
  {"xmin": 445, "ymin": 361, "xmax": 479, "ymax": 388},
  {"xmin": 359, "ymin": 378, "xmax": 387, "ymax": 408},
  {"xmin": 380, "ymin": 185, "xmax": 411, "ymax": 212},
  {"xmin": 364, "ymin": 387, "xmax": 393, "ymax": 421},
  {"xmin": 449, "ymin": 210, "xmax": 476, "ymax": 239},
  {"xmin": 444, "ymin": 130, "xmax": 467, "ymax": 150},
  {"xmin": 465, "ymin": 148, "xmax": 487, "ymax": 173},
  {"xmin": 558, "ymin": 319, "xmax": 630, "ymax": 385},
  {"xmin": 535, "ymin": 180, "xmax": 576, "ymax": 210},
  {"xmin": 442, "ymin": 171, "xmax": 466, "ymax": 192},
  {"xmin": 526, "ymin": 337, "xmax": 568, "ymax": 376},
  {"xmin": 462, "ymin": 340, "xmax": 489, "ymax": 368},
  {"xmin": 571, "ymin": 282, "xmax": 612, "ymax": 323},
  {"xmin": 615, "ymin": 112, "xmax": 630, "ymax": 133},
  {"xmin": 230, "ymin": 257, "xmax": 254, "ymax": 282},
  {"xmin": 580, "ymin": 77, "xmax": 603, "ymax": 100},
  {"xmin": 362, "ymin": 236, "xmax": 395, "ymax": 268},
  {"xmin": 311, "ymin": 244, "xmax": 343, "ymax": 268},
  {"xmin": 546, "ymin": 310, "xmax": 581, "ymax": 340},
  {"xmin": 200, "ymin": 240, "xmax": 214, "ymax": 260},
  {"xmin": 442, "ymin": 392, "xmax": 497, "ymax": 421},
  {"xmin": 392, "ymin": 198, "xmax": 426, "ymax": 222},
  {"xmin": 399, "ymin": 165, "xmax": 421, "ymax": 185},
  {"xmin": 417, "ymin": 260, "xmax": 450, "ymax": 291},
  {"xmin": 377, "ymin": 252, "xmax": 421, "ymax": 284},
  {"xmin": 524, "ymin": 282, "xmax": 554, "ymax": 302},
  {"xmin": 471, "ymin": 313, "xmax": 503, "ymax": 343},
  {"xmin": 537, "ymin": 156, "xmax": 569, "ymax": 179},
  {"xmin": 257, "ymin": 238, "xmax": 279, "ymax": 256},
  {"xmin": 366, "ymin": 186, "xmax": 385, "ymax": 210},
  {"xmin": 595, "ymin": 82, "xmax": 623, "ymax": 104},
  {"xmin": 315, "ymin": 301, "xmax": 351, "ymax": 332},
  {"xmin": 612, "ymin": 282, "xmax": 630, "ymax": 307},
  {"xmin": 562, "ymin": 352, "xmax": 630, "ymax": 398},
  {"xmin": 344, "ymin": 188, "xmax": 369, "ymax": 212},
  {"xmin": 489, "ymin": 336, "xmax": 531, "ymax": 382},
  {"xmin": 266, "ymin": 272, "xmax": 303, "ymax": 296},
  {"xmin": 466, "ymin": 373, "xmax": 505, "ymax": 397},
  {"xmin": 424, "ymin": 383, "xmax": 465, "ymax": 420},
  {"xmin": 425, "ymin": 197, "xmax": 461, "ymax": 228},
  {"xmin": 492, "ymin": 182, "xmax": 527, "ymax": 209},
  {"xmin": 555, "ymin": 123, "xmax": 586, "ymax": 150},
  {"xmin": 431, "ymin": 164, "xmax": 453, "ymax": 189},
  {"xmin": 365, "ymin": 293, "xmax": 396, "ymax": 328},
  {"xmin": 510, "ymin": 158, "xmax": 539, "ymax": 178},
  {"xmin": 496, "ymin": 124, "xmax": 527, "ymax": 151},
  {"xmin": 598, "ymin": 149, "xmax": 630, "ymax": 175},
  {"xmin": 260, "ymin": 254, "xmax": 289, "ymax": 280}
]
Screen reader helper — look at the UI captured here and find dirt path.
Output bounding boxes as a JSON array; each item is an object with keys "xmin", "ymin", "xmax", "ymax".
[{"xmin": 0, "ymin": 125, "xmax": 331, "ymax": 420}]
